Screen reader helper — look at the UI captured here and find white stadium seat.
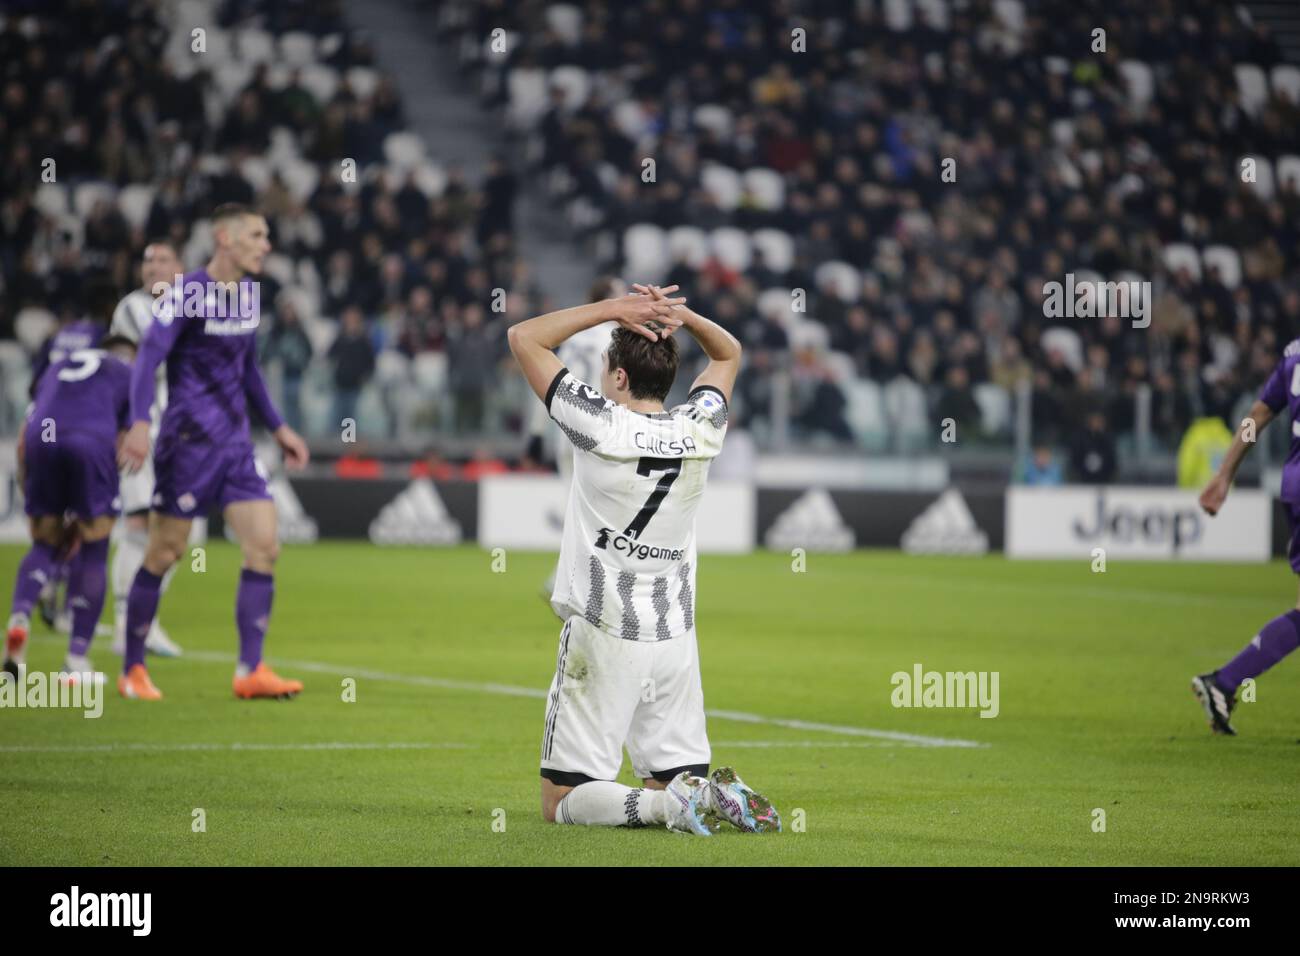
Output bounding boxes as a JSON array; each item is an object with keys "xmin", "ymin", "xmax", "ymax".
[
  {"xmin": 815, "ymin": 261, "xmax": 861, "ymax": 302},
  {"xmin": 710, "ymin": 227, "xmax": 752, "ymax": 272},
  {"xmin": 346, "ymin": 66, "xmax": 380, "ymax": 100},
  {"xmin": 545, "ymin": 4, "xmax": 583, "ymax": 45},
  {"xmin": 280, "ymin": 31, "xmax": 318, "ymax": 68},
  {"xmin": 412, "ymin": 351, "xmax": 448, "ymax": 393},
  {"xmin": 1235, "ymin": 64, "xmax": 1268, "ymax": 116},
  {"xmin": 742, "ymin": 167, "xmax": 785, "ymax": 210},
  {"xmin": 883, "ymin": 0, "xmax": 912, "ymax": 32},
  {"xmin": 973, "ymin": 383, "xmax": 1013, "ymax": 435},
  {"xmin": 238, "ymin": 155, "xmax": 272, "ymax": 194},
  {"xmin": 666, "ymin": 225, "xmax": 710, "ymax": 269},
  {"xmin": 412, "ymin": 160, "xmax": 448, "ymax": 198},
  {"xmin": 117, "ymin": 184, "xmax": 155, "ymax": 230},
  {"xmin": 550, "ymin": 65, "xmax": 591, "ymax": 109},
  {"xmin": 1275, "ymin": 154, "xmax": 1300, "ymax": 193},
  {"xmin": 692, "ymin": 104, "xmax": 733, "ymax": 138},
  {"xmin": 751, "ymin": 228, "xmax": 795, "ymax": 273},
  {"xmin": 1238, "ymin": 154, "xmax": 1275, "ymax": 199},
  {"xmin": 1041, "ymin": 326, "xmax": 1084, "ymax": 372},
  {"xmin": 1119, "ymin": 60, "xmax": 1154, "ymax": 109},
  {"xmin": 33, "ymin": 183, "xmax": 69, "ymax": 219},
  {"xmin": 505, "ymin": 67, "xmax": 547, "ymax": 128},
  {"xmin": 383, "ymin": 131, "xmax": 426, "ymax": 171},
  {"xmin": 15, "ymin": 308, "xmax": 57, "ymax": 353},
  {"xmin": 1202, "ymin": 245, "xmax": 1242, "ymax": 289},
  {"xmin": 300, "ymin": 64, "xmax": 339, "ymax": 104},
  {"xmin": 235, "ymin": 28, "xmax": 275, "ymax": 65},
  {"xmin": 993, "ymin": 0, "xmax": 1026, "ymax": 35},
  {"xmin": 1271, "ymin": 64, "xmax": 1300, "ymax": 104},
  {"xmin": 787, "ymin": 318, "xmax": 829, "ymax": 351},
  {"xmin": 843, "ymin": 379, "xmax": 889, "ymax": 451},
  {"xmin": 1162, "ymin": 242, "xmax": 1202, "ymax": 281},
  {"xmin": 756, "ymin": 288, "xmax": 796, "ymax": 327},
  {"xmin": 73, "ymin": 181, "xmax": 117, "ymax": 220},
  {"xmin": 915, "ymin": 0, "xmax": 951, "ymax": 31},
  {"xmin": 701, "ymin": 164, "xmax": 742, "ymax": 211},
  {"xmin": 623, "ymin": 223, "xmax": 669, "ymax": 280},
  {"xmin": 883, "ymin": 376, "xmax": 930, "ymax": 449}
]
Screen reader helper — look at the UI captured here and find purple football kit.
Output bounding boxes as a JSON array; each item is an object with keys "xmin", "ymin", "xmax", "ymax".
[
  {"xmin": 1256, "ymin": 338, "xmax": 1300, "ymax": 571},
  {"xmin": 23, "ymin": 349, "xmax": 132, "ymax": 520},
  {"xmin": 130, "ymin": 268, "xmax": 283, "ymax": 518},
  {"xmin": 30, "ymin": 320, "xmax": 105, "ymax": 392}
]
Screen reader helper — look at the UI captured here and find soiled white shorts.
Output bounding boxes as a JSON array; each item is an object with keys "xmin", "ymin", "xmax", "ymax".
[{"xmin": 540, "ymin": 615, "xmax": 710, "ymax": 782}]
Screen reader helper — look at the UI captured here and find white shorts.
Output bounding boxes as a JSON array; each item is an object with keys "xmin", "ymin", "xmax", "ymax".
[
  {"xmin": 118, "ymin": 456, "xmax": 154, "ymax": 515},
  {"xmin": 540, "ymin": 615, "xmax": 710, "ymax": 782}
]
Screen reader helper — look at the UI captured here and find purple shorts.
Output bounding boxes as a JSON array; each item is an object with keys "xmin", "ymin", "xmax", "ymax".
[
  {"xmin": 151, "ymin": 432, "xmax": 271, "ymax": 518},
  {"xmin": 23, "ymin": 427, "xmax": 120, "ymax": 520}
]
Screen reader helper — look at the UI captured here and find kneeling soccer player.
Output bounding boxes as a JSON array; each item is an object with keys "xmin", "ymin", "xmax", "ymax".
[
  {"xmin": 6, "ymin": 335, "xmax": 139, "ymax": 683},
  {"xmin": 1195, "ymin": 341, "xmax": 1300, "ymax": 734},
  {"xmin": 508, "ymin": 282, "xmax": 780, "ymax": 835}
]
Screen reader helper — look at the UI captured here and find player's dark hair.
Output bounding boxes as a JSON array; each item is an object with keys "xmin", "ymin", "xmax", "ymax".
[
  {"xmin": 211, "ymin": 202, "xmax": 257, "ymax": 224},
  {"xmin": 100, "ymin": 334, "xmax": 137, "ymax": 355},
  {"xmin": 607, "ymin": 326, "xmax": 679, "ymax": 402}
]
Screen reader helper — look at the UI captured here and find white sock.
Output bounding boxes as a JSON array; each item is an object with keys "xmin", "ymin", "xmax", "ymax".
[
  {"xmin": 554, "ymin": 782, "xmax": 668, "ymax": 827},
  {"xmin": 112, "ymin": 527, "xmax": 148, "ymax": 615}
]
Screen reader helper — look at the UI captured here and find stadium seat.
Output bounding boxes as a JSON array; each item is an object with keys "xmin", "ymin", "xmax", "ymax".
[
  {"xmin": 882, "ymin": 376, "xmax": 930, "ymax": 451},
  {"xmin": 412, "ymin": 351, "xmax": 448, "ymax": 394},
  {"xmin": 757, "ymin": 288, "xmax": 796, "ymax": 328},
  {"xmin": 507, "ymin": 68, "xmax": 549, "ymax": 129},
  {"xmin": 751, "ymin": 228, "xmax": 795, "ymax": 274},
  {"xmin": 280, "ymin": 158, "xmax": 320, "ymax": 203},
  {"xmin": 1119, "ymin": 60, "xmax": 1154, "ymax": 109},
  {"xmin": 815, "ymin": 261, "xmax": 861, "ymax": 302},
  {"xmin": 412, "ymin": 160, "xmax": 448, "ymax": 198},
  {"xmin": 1271, "ymin": 64, "xmax": 1300, "ymax": 104},
  {"xmin": 973, "ymin": 382, "xmax": 1013, "ymax": 436},
  {"xmin": 1276, "ymin": 154, "xmax": 1300, "ymax": 193},
  {"xmin": 346, "ymin": 66, "xmax": 380, "ymax": 100},
  {"xmin": 212, "ymin": 60, "xmax": 255, "ymax": 108},
  {"xmin": 261, "ymin": 253, "xmax": 295, "ymax": 287},
  {"xmin": 33, "ymin": 183, "xmax": 69, "ymax": 219},
  {"xmin": 883, "ymin": 0, "xmax": 913, "ymax": 32},
  {"xmin": 823, "ymin": 350, "xmax": 857, "ymax": 384},
  {"xmin": 611, "ymin": 99, "xmax": 650, "ymax": 140},
  {"xmin": 383, "ymin": 132, "xmax": 426, "ymax": 171},
  {"xmin": 1050, "ymin": 118, "xmax": 1075, "ymax": 147},
  {"xmin": 1234, "ymin": 64, "xmax": 1268, "ymax": 116},
  {"xmin": 375, "ymin": 350, "xmax": 411, "ymax": 387},
  {"xmin": 788, "ymin": 318, "xmax": 830, "ymax": 352},
  {"xmin": 545, "ymin": 4, "xmax": 583, "ymax": 45},
  {"xmin": 993, "ymin": 0, "xmax": 1026, "ymax": 35},
  {"xmin": 280, "ymin": 31, "xmax": 318, "ymax": 67},
  {"xmin": 239, "ymin": 155, "xmax": 273, "ymax": 194},
  {"xmin": 701, "ymin": 164, "xmax": 742, "ymax": 211},
  {"xmin": 1163, "ymin": 242, "xmax": 1202, "ymax": 281},
  {"xmin": 623, "ymin": 224, "xmax": 669, "ymax": 280},
  {"xmin": 693, "ymin": 104, "xmax": 733, "ymax": 139},
  {"xmin": 73, "ymin": 182, "xmax": 117, "ymax": 221},
  {"xmin": 235, "ymin": 28, "xmax": 275, "ymax": 65},
  {"xmin": 300, "ymin": 64, "xmax": 340, "ymax": 104},
  {"xmin": 550, "ymin": 66, "xmax": 591, "ymax": 109},
  {"xmin": 666, "ymin": 225, "xmax": 710, "ymax": 269},
  {"xmin": 1202, "ymin": 245, "xmax": 1242, "ymax": 289},
  {"xmin": 14, "ymin": 308, "xmax": 56, "ymax": 354},
  {"xmin": 117, "ymin": 184, "xmax": 155, "ymax": 230},
  {"xmin": 710, "ymin": 227, "xmax": 752, "ymax": 272},
  {"xmin": 1238, "ymin": 154, "xmax": 1275, "ymax": 199},
  {"xmin": 915, "ymin": 0, "xmax": 952, "ymax": 31},
  {"xmin": 1041, "ymin": 327, "xmax": 1084, "ymax": 372},
  {"xmin": 843, "ymin": 378, "xmax": 889, "ymax": 451},
  {"xmin": 742, "ymin": 168, "xmax": 785, "ymax": 210}
]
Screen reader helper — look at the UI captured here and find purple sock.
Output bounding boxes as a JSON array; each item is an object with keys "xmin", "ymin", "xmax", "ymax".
[
  {"xmin": 236, "ymin": 569, "xmax": 274, "ymax": 670},
  {"xmin": 66, "ymin": 538, "xmax": 110, "ymax": 658},
  {"xmin": 1217, "ymin": 609, "xmax": 1300, "ymax": 693},
  {"xmin": 10, "ymin": 541, "xmax": 58, "ymax": 618},
  {"xmin": 124, "ymin": 568, "xmax": 163, "ymax": 672}
]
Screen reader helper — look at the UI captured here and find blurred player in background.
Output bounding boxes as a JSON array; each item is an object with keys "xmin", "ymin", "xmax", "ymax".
[
  {"xmin": 108, "ymin": 239, "xmax": 185, "ymax": 659},
  {"xmin": 27, "ymin": 311, "xmax": 107, "ymax": 633},
  {"xmin": 6, "ymin": 335, "xmax": 138, "ymax": 684},
  {"xmin": 508, "ymin": 281, "xmax": 780, "ymax": 836},
  {"xmin": 117, "ymin": 204, "xmax": 309, "ymax": 700},
  {"xmin": 1195, "ymin": 340, "xmax": 1300, "ymax": 734}
]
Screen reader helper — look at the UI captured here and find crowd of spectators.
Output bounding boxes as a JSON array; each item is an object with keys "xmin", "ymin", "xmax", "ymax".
[{"xmin": 441, "ymin": 0, "xmax": 1300, "ymax": 469}]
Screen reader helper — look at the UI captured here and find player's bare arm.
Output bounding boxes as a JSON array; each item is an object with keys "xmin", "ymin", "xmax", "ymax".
[
  {"xmin": 508, "ymin": 290, "xmax": 685, "ymax": 401},
  {"xmin": 633, "ymin": 283, "xmax": 742, "ymax": 404},
  {"xmin": 274, "ymin": 424, "xmax": 309, "ymax": 470},
  {"xmin": 1200, "ymin": 400, "xmax": 1274, "ymax": 516}
]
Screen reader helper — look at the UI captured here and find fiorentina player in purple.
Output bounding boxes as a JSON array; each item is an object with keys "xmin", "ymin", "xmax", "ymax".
[
  {"xmin": 5, "ymin": 336, "xmax": 137, "ymax": 684},
  {"xmin": 1195, "ymin": 339, "xmax": 1300, "ymax": 734},
  {"xmin": 28, "ymin": 315, "xmax": 107, "ymax": 632},
  {"xmin": 117, "ymin": 203, "xmax": 309, "ymax": 701}
]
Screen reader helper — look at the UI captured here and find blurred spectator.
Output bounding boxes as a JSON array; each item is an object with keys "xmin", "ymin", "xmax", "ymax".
[
  {"xmin": 329, "ymin": 306, "xmax": 376, "ymax": 431},
  {"xmin": 265, "ymin": 296, "xmax": 314, "ymax": 433},
  {"xmin": 1020, "ymin": 446, "xmax": 1064, "ymax": 486},
  {"xmin": 1070, "ymin": 412, "xmax": 1118, "ymax": 484}
]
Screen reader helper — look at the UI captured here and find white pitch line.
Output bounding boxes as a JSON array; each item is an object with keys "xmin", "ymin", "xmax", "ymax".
[
  {"xmin": 179, "ymin": 650, "xmax": 986, "ymax": 749},
  {"xmin": 713, "ymin": 740, "xmax": 913, "ymax": 748},
  {"xmin": 0, "ymin": 741, "xmax": 467, "ymax": 755}
]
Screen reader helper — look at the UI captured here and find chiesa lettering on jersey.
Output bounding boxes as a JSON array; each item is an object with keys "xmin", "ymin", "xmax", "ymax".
[{"xmin": 543, "ymin": 368, "xmax": 728, "ymax": 643}]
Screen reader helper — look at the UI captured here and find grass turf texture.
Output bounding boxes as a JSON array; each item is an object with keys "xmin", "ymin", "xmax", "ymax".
[{"xmin": 2, "ymin": 541, "xmax": 1299, "ymax": 866}]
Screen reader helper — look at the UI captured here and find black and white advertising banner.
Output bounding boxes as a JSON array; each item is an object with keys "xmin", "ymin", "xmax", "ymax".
[
  {"xmin": 478, "ymin": 475, "xmax": 756, "ymax": 552},
  {"xmin": 1005, "ymin": 486, "xmax": 1271, "ymax": 561}
]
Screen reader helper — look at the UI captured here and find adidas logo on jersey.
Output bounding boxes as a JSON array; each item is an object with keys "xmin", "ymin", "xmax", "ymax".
[
  {"xmin": 901, "ymin": 489, "xmax": 988, "ymax": 555},
  {"xmin": 369, "ymin": 480, "xmax": 463, "ymax": 546},
  {"xmin": 764, "ymin": 489, "xmax": 855, "ymax": 552},
  {"xmin": 594, "ymin": 527, "xmax": 685, "ymax": 562}
]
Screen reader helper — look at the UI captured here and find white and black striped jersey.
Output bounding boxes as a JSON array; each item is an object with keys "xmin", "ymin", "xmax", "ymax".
[
  {"xmin": 110, "ymin": 288, "xmax": 167, "ymax": 430},
  {"xmin": 545, "ymin": 367, "xmax": 728, "ymax": 642}
]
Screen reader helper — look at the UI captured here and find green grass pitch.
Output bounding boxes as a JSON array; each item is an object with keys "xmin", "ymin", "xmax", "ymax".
[{"xmin": 2, "ymin": 541, "xmax": 1298, "ymax": 866}]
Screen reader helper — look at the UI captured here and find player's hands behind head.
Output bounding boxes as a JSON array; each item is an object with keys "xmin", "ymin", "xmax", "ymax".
[{"xmin": 616, "ymin": 285, "xmax": 685, "ymax": 341}]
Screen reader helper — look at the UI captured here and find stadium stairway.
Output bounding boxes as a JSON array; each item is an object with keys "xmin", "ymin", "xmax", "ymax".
[{"xmin": 344, "ymin": 0, "xmax": 595, "ymax": 305}]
